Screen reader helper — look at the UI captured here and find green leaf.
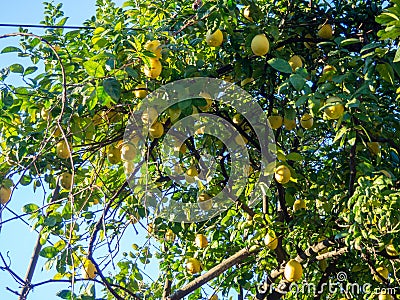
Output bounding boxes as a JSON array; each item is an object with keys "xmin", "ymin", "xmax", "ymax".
[
  {"xmin": 340, "ymin": 38, "xmax": 361, "ymax": 47},
  {"xmin": 39, "ymin": 246, "xmax": 59, "ymax": 258},
  {"xmin": 24, "ymin": 66, "xmax": 38, "ymax": 76},
  {"xmin": 83, "ymin": 60, "xmax": 105, "ymax": 77},
  {"xmin": 267, "ymin": 58, "xmax": 292, "ymax": 74},
  {"xmin": 57, "ymin": 290, "xmax": 73, "ymax": 299},
  {"xmin": 1, "ymin": 46, "xmax": 22, "ymax": 53},
  {"xmin": 9, "ymin": 64, "xmax": 24, "ymax": 73},
  {"xmin": 286, "ymin": 152, "xmax": 303, "ymax": 161},
  {"xmin": 289, "ymin": 74, "xmax": 306, "ymax": 91},
  {"xmin": 22, "ymin": 203, "xmax": 40, "ymax": 214},
  {"xmin": 20, "ymin": 175, "xmax": 32, "ymax": 186},
  {"xmin": 103, "ymin": 78, "xmax": 121, "ymax": 101},
  {"xmin": 376, "ymin": 63, "xmax": 394, "ymax": 84},
  {"xmin": 394, "ymin": 46, "xmax": 400, "ymax": 63}
]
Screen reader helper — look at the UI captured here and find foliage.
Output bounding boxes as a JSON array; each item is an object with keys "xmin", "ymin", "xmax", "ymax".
[{"xmin": 0, "ymin": 0, "xmax": 400, "ymax": 299}]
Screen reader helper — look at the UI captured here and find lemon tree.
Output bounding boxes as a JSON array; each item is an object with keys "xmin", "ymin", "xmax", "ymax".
[{"xmin": 0, "ymin": 0, "xmax": 400, "ymax": 300}]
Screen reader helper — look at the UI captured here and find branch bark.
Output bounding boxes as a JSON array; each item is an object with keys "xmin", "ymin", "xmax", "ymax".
[{"xmin": 168, "ymin": 247, "xmax": 259, "ymax": 300}]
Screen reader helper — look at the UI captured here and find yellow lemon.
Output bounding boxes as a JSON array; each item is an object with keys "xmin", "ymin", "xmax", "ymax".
[
  {"xmin": 121, "ymin": 144, "xmax": 137, "ymax": 161},
  {"xmin": 165, "ymin": 229, "xmax": 176, "ymax": 242},
  {"xmin": 144, "ymin": 58, "xmax": 162, "ymax": 79},
  {"xmin": 318, "ymin": 24, "xmax": 333, "ymax": 39},
  {"xmin": 141, "ymin": 107, "xmax": 158, "ymax": 125},
  {"xmin": 144, "ymin": 40, "xmax": 162, "ymax": 59},
  {"xmin": 41, "ymin": 107, "xmax": 51, "ymax": 121},
  {"xmin": 199, "ymin": 92, "xmax": 213, "ymax": 111},
  {"xmin": 324, "ymin": 96, "xmax": 344, "ymax": 120},
  {"xmin": 288, "ymin": 55, "xmax": 303, "ymax": 72},
  {"xmin": 274, "ymin": 165, "xmax": 291, "ymax": 184},
  {"xmin": 149, "ymin": 121, "xmax": 164, "ymax": 139},
  {"xmin": 374, "ymin": 266, "xmax": 389, "ymax": 283},
  {"xmin": 186, "ymin": 258, "xmax": 202, "ymax": 274},
  {"xmin": 251, "ymin": 34, "xmax": 270, "ymax": 56},
  {"xmin": 168, "ymin": 107, "xmax": 181, "ymax": 122},
  {"xmin": 284, "ymin": 259, "xmax": 303, "ymax": 282},
  {"xmin": 209, "ymin": 295, "xmax": 218, "ymax": 300},
  {"xmin": 378, "ymin": 293, "xmax": 394, "ymax": 300},
  {"xmin": 293, "ymin": 199, "xmax": 306, "ymax": 212},
  {"xmin": 82, "ymin": 258, "xmax": 96, "ymax": 279},
  {"xmin": 198, "ymin": 193, "xmax": 213, "ymax": 210},
  {"xmin": 0, "ymin": 187, "xmax": 12, "ymax": 205},
  {"xmin": 300, "ymin": 113, "xmax": 313, "ymax": 129},
  {"xmin": 268, "ymin": 115, "xmax": 283, "ymax": 129},
  {"xmin": 195, "ymin": 234, "xmax": 209, "ymax": 248},
  {"xmin": 206, "ymin": 29, "xmax": 223, "ymax": 47},
  {"xmin": 134, "ymin": 84, "xmax": 148, "ymax": 99},
  {"xmin": 56, "ymin": 140, "xmax": 71, "ymax": 159},
  {"xmin": 60, "ymin": 172, "xmax": 73, "ymax": 190},
  {"xmin": 107, "ymin": 145, "xmax": 121, "ymax": 164},
  {"xmin": 265, "ymin": 231, "xmax": 278, "ymax": 250}
]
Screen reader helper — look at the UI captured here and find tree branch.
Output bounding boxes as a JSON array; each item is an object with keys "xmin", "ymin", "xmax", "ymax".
[{"xmin": 167, "ymin": 247, "xmax": 259, "ymax": 300}]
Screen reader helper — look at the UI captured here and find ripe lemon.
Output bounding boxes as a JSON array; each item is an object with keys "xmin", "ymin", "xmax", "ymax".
[
  {"xmin": 149, "ymin": 121, "xmax": 164, "ymax": 139},
  {"xmin": 243, "ymin": 6, "xmax": 253, "ymax": 22},
  {"xmin": 293, "ymin": 199, "xmax": 306, "ymax": 212},
  {"xmin": 284, "ymin": 259, "xmax": 303, "ymax": 282},
  {"xmin": 288, "ymin": 55, "xmax": 303, "ymax": 72},
  {"xmin": 265, "ymin": 231, "xmax": 278, "ymax": 250},
  {"xmin": 41, "ymin": 107, "xmax": 51, "ymax": 121},
  {"xmin": 300, "ymin": 113, "xmax": 313, "ymax": 129},
  {"xmin": 251, "ymin": 34, "xmax": 270, "ymax": 56},
  {"xmin": 318, "ymin": 24, "xmax": 333, "ymax": 39},
  {"xmin": 134, "ymin": 84, "xmax": 148, "ymax": 99},
  {"xmin": 199, "ymin": 92, "xmax": 213, "ymax": 111},
  {"xmin": 209, "ymin": 295, "xmax": 218, "ymax": 300},
  {"xmin": 0, "ymin": 187, "xmax": 12, "ymax": 205},
  {"xmin": 324, "ymin": 96, "xmax": 344, "ymax": 120},
  {"xmin": 206, "ymin": 29, "xmax": 223, "ymax": 47},
  {"xmin": 374, "ymin": 266, "xmax": 389, "ymax": 283},
  {"xmin": 60, "ymin": 172, "xmax": 73, "ymax": 190},
  {"xmin": 121, "ymin": 144, "xmax": 137, "ymax": 161},
  {"xmin": 268, "ymin": 115, "xmax": 283, "ymax": 129},
  {"xmin": 232, "ymin": 113, "xmax": 243, "ymax": 125},
  {"xmin": 198, "ymin": 193, "xmax": 213, "ymax": 210},
  {"xmin": 186, "ymin": 257, "xmax": 202, "ymax": 274},
  {"xmin": 144, "ymin": 40, "xmax": 162, "ymax": 59},
  {"xmin": 195, "ymin": 234, "xmax": 209, "ymax": 248},
  {"xmin": 283, "ymin": 118, "xmax": 296, "ymax": 130},
  {"xmin": 56, "ymin": 140, "xmax": 71, "ymax": 159},
  {"xmin": 141, "ymin": 107, "xmax": 158, "ymax": 125},
  {"xmin": 82, "ymin": 258, "xmax": 96, "ymax": 279},
  {"xmin": 386, "ymin": 243, "xmax": 399, "ymax": 256},
  {"xmin": 144, "ymin": 58, "xmax": 162, "ymax": 79},
  {"xmin": 367, "ymin": 142, "xmax": 380, "ymax": 155},
  {"xmin": 186, "ymin": 165, "xmax": 198, "ymax": 177},
  {"xmin": 168, "ymin": 107, "xmax": 181, "ymax": 122},
  {"xmin": 107, "ymin": 145, "xmax": 121, "ymax": 164},
  {"xmin": 274, "ymin": 165, "xmax": 291, "ymax": 184},
  {"xmin": 165, "ymin": 229, "xmax": 176, "ymax": 242},
  {"xmin": 379, "ymin": 293, "xmax": 394, "ymax": 300}
]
